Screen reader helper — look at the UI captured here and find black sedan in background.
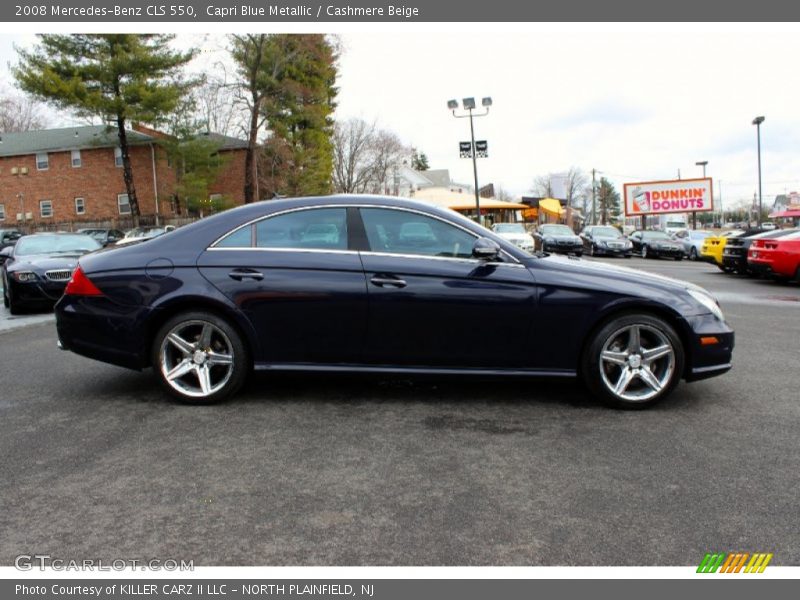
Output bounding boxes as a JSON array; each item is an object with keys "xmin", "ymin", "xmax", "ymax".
[
  {"xmin": 580, "ymin": 225, "xmax": 633, "ymax": 257},
  {"xmin": 77, "ymin": 228, "xmax": 125, "ymax": 247},
  {"xmin": 55, "ymin": 195, "xmax": 734, "ymax": 409},
  {"xmin": 629, "ymin": 230, "xmax": 685, "ymax": 260},
  {"xmin": 1, "ymin": 233, "xmax": 101, "ymax": 314},
  {"xmin": 0, "ymin": 228, "xmax": 24, "ymax": 251},
  {"xmin": 534, "ymin": 224, "xmax": 583, "ymax": 256}
]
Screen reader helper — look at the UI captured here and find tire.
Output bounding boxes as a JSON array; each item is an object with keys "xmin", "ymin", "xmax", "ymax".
[
  {"xmin": 581, "ymin": 313, "xmax": 684, "ymax": 409},
  {"xmin": 152, "ymin": 311, "xmax": 249, "ymax": 404},
  {"xmin": 642, "ymin": 246, "xmax": 648, "ymax": 259},
  {"xmin": 575, "ymin": 251, "xmax": 583, "ymax": 257},
  {"xmin": 689, "ymin": 247, "xmax": 698, "ymax": 261},
  {"xmin": 6, "ymin": 284, "xmax": 22, "ymax": 316},
  {"xmin": 589, "ymin": 244, "xmax": 595, "ymax": 257},
  {"xmin": 675, "ymin": 255, "xmax": 683, "ymax": 261}
]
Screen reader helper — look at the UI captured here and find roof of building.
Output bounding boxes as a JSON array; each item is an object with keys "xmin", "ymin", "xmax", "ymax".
[
  {"xmin": 0, "ymin": 125, "xmax": 249, "ymax": 158},
  {"xmin": 0, "ymin": 125, "xmax": 155, "ymax": 158}
]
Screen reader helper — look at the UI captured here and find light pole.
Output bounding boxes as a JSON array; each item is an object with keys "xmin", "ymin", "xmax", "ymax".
[
  {"xmin": 448, "ymin": 97, "xmax": 491, "ymax": 224},
  {"xmin": 753, "ymin": 116, "xmax": 765, "ymax": 226},
  {"xmin": 695, "ymin": 160, "xmax": 707, "ymax": 229}
]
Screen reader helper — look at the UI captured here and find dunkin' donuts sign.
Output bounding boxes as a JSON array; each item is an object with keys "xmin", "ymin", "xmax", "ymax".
[{"xmin": 623, "ymin": 178, "xmax": 713, "ymax": 216}]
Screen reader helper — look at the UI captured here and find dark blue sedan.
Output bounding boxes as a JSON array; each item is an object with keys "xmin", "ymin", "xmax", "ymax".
[{"xmin": 55, "ymin": 195, "xmax": 734, "ymax": 409}]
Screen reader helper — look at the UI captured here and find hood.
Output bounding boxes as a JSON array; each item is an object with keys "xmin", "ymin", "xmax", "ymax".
[
  {"xmin": 497, "ymin": 232, "xmax": 533, "ymax": 242},
  {"xmin": 543, "ymin": 234, "xmax": 581, "ymax": 242},
  {"xmin": 7, "ymin": 252, "xmax": 87, "ymax": 271},
  {"xmin": 593, "ymin": 235, "xmax": 627, "ymax": 242},
  {"xmin": 540, "ymin": 254, "xmax": 691, "ymax": 293}
]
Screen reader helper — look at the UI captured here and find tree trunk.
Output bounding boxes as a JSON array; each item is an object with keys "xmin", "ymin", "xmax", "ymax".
[
  {"xmin": 116, "ymin": 115, "xmax": 141, "ymax": 227},
  {"xmin": 244, "ymin": 101, "xmax": 259, "ymax": 204}
]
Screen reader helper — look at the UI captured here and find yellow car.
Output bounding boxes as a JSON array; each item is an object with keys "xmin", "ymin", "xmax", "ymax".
[{"xmin": 701, "ymin": 230, "xmax": 744, "ymax": 270}]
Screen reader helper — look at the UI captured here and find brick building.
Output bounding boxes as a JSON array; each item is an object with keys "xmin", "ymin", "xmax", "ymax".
[{"xmin": 0, "ymin": 124, "xmax": 247, "ymax": 230}]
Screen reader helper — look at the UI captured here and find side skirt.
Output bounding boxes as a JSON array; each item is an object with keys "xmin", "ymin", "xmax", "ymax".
[{"xmin": 253, "ymin": 363, "xmax": 576, "ymax": 378}]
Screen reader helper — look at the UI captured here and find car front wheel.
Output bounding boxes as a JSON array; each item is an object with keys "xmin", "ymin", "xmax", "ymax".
[
  {"xmin": 152, "ymin": 311, "xmax": 249, "ymax": 404},
  {"xmin": 690, "ymin": 247, "xmax": 698, "ymax": 260},
  {"xmin": 582, "ymin": 313, "xmax": 684, "ymax": 409}
]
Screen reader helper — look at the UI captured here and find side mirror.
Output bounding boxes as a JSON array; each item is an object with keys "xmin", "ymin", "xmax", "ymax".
[
  {"xmin": 472, "ymin": 237, "xmax": 501, "ymax": 261},
  {"xmin": 0, "ymin": 246, "xmax": 13, "ymax": 263}
]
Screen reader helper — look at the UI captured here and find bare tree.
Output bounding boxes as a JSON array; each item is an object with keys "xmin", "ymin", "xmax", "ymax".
[
  {"xmin": 494, "ymin": 184, "xmax": 516, "ymax": 203},
  {"xmin": 531, "ymin": 174, "xmax": 555, "ymax": 198},
  {"xmin": 563, "ymin": 166, "xmax": 589, "ymax": 210},
  {"xmin": 332, "ymin": 118, "xmax": 377, "ymax": 193},
  {"xmin": 194, "ymin": 72, "xmax": 243, "ymax": 137},
  {"xmin": 0, "ymin": 91, "xmax": 49, "ymax": 132},
  {"xmin": 367, "ymin": 129, "xmax": 409, "ymax": 194}
]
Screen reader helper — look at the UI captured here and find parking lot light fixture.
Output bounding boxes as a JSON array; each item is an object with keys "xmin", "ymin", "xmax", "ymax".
[
  {"xmin": 752, "ymin": 116, "xmax": 765, "ymax": 226},
  {"xmin": 448, "ymin": 97, "xmax": 492, "ymax": 225}
]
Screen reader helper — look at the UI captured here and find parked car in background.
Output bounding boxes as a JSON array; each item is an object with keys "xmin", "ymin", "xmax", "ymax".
[
  {"xmin": 628, "ymin": 230, "xmax": 684, "ymax": 260},
  {"xmin": 672, "ymin": 229, "xmax": 713, "ymax": 260},
  {"xmin": 533, "ymin": 224, "xmax": 583, "ymax": 256},
  {"xmin": 491, "ymin": 222, "xmax": 535, "ymax": 253},
  {"xmin": 77, "ymin": 228, "xmax": 125, "ymax": 247},
  {"xmin": 748, "ymin": 229, "xmax": 800, "ymax": 282},
  {"xmin": 0, "ymin": 228, "xmax": 24, "ymax": 251},
  {"xmin": 580, "ymin": 225, "xmax": 633, "ymax": 257},
  {"xmin": 116, "ymin": 226, "xmax": 175, "ymax": 246},
  {"xmin": 761, "ymin": 222, "xmax": 777, "ymax": 231},
  {"xmin": 54, "ymin": 195, "xmax": 733, "ymax": 409},
  {"xmin": 722, "ymin": 228, "xmax": 796, "ymax": 275},
  {"xmin": 700, "ymin": 230, "xmax": 745, "ymax": 270},
  {"xmin": 1, "ymin": 232, "xmax": 101, "ymax": 315}
]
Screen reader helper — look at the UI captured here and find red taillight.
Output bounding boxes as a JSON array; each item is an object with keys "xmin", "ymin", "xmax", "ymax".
[{"xmin": 64, "ymin": 266, "xmax": 103, "ymax": 296}]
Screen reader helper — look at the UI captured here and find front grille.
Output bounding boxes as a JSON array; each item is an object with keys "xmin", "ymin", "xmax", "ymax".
[{"xmin": 45, "ymin": 269, "xmax": 74, "ymax": 282}]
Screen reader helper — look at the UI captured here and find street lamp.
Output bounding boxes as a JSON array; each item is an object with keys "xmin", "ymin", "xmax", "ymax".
[
  {"xmin": 695, "ymin": 160, "xmax": 708, "ymax": 229},
  {"xmin": 448, "ymin": 96, "xmax": 492, "ymax": 224},
  {"xmin": 752, "ymin": 116, "xmax": 765, "ymax": 226}
]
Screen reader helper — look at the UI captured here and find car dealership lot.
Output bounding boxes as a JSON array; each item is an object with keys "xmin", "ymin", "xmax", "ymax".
[{"xmin": 0, "ymin": 257, "xmax": 798, "ymax": 565}]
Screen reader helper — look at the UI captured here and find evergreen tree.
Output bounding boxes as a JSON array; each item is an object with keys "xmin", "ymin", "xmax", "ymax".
[
  {"xmin": 14, "ymin": 35, "xmax": 196, "ymax": 223},
  {"xmin": 598, "ymin": 177, "xmax": 622, "ymax": 224},
  {"xmin": 411, "ymin": 149, "xmax": 430, "ymax": 171},
  {"xmin": 258, "ymin": 34, "xmax": 338, "ymax": 198}
]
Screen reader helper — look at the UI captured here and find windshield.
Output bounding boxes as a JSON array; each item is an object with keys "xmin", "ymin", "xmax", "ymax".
[
  {"xmin": 591, "ymin": 227, "xmax": 622, "ymax": 238},
  {"xmin": 15, "ymin": 234, "xmax": 101, "ymax": 256},
  {"xmin": 541, "ymin": 225, "xmax": 574, "ymax": 236},
  {"xmin": 494, "ymin": 223, "xmax": 526, "ymax": 234},
  {"xmin": 642, "ymin": 231, "xmax": 672, "ymax": 240}
]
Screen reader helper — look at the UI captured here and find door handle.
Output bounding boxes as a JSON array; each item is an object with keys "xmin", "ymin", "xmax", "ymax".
[
  {"xmin": 228, "ymin": 269, "xmax": 264, "ymax": 281},
  {"xmin": 370, "ymin": 276, "xmax": 407, "ymax": 288}
]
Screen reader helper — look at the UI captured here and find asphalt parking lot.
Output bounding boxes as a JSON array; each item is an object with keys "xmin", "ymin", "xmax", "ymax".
[{"xmin": 0, "ymin": 257, "xmax": 798, "ymax": 566}]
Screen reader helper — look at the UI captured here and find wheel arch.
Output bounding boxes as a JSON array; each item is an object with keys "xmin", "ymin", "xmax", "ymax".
[
  {"xmin": 577, "ymin": 300, "xmax": 693, "ymax": 380},
  {"xmin": 144, "ymin": 296, "xmax": 259, "ymax": 369}
]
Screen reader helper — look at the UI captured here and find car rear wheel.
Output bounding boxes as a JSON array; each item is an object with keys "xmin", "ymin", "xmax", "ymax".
[
  {"xmin": 152, "ymin": 311, "xmax": 249, "ymax": 404},
  {"xmin": 582, "ymin": 313, "xmax": 684, "ymax": 409},
  {"xmin": 642, "ymin": 246, "xmax": 648, "ymax": 259},
  {"xmin": 689, "ymin": 247, "xmax": 698, "ymax": 260}
]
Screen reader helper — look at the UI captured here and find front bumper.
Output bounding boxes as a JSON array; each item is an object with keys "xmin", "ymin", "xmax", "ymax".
[
  {"xmin": 594, "ymin": 245, "xmax": 631, "ymax": 256},
  {"xmin": 6, "ymin": 278, "xmax": 67, "ymax": 306},
  {"xmin": 544, "ymin": 243, "xmax": 583, "ymax": 254},
  {"xmin": 650, "ymin": 247, "xmax": 684, "ymax": 258},
  {"xmin": 683, "ymin": 313, "xmax": 735, "ymax": 382}
]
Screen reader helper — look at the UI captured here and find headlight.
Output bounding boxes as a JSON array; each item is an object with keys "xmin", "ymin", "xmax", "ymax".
[
  {"xmin": 597, "ymin": 240, "xmax": 607, "ymax": 247},
  {"xmin": 624, "ymin": 240, "xmax": 632, "ymax": 248},
  {"xmin": 687, "ymin": 288, "xmax": 725, "ymax": 321},
  {"xmin": 12, "ymin": 271, "xmax": 38, "ymax": 282},
  {"xmin": 544, "ymin": 237, "xmax": 554, "ymax": 244}
]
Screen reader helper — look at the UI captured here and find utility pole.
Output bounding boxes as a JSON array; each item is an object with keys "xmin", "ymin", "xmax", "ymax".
[
  {"xmin": 591, "ymin": 168, "xmax": 597, "ymax": 226},
  {"xmin": 695, "ymin": 160, "xmax": 708, "ymax": 230},
  {"xmin": 718, "ymin": 180, "xmax": 723, "ymax": 227}
]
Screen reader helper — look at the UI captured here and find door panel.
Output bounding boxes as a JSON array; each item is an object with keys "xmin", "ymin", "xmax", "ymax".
[
  {"xmin": 360, "ymin": 253, "xmax": 537, "ymax": 368},
  {"xmin": 198, "ymin": 249, "xmax": 367, "ymax": 364}
]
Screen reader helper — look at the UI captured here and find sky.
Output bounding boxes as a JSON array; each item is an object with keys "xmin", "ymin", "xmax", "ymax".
[{"xmin": 2, "ymin": 26, "xmax": 799, "ymax": 209}]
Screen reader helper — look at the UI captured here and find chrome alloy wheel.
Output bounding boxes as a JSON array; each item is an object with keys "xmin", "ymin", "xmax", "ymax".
[
  {"xmin": 598, "ymin": 323, "xmax": 675, "ymax": 403},
  {"xmin": 159, "ymin": 320, "xmax": 234, "ymax": 399}
]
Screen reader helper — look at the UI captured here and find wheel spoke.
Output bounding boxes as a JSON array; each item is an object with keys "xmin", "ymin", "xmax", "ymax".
[
  {"xmin": 642, "ymin": 344, "xmax": 672, "ymax": 362},
  {"xmin": 167, "ymin": 333, "xmax": 194, "ymax": 356},
  {"xmin": 627, "ymin": 326, "xmax": 641, "ymax": 353},
  {"xmin": 601, "ymin": 350, "xmax": 628, "ymax": 366},
  {"xmin": 166, "ymin": 359, "xmax": 194, "ymax": 381},
  {"xmin": 614, "ymin": 367, "xmax": 636, "ymax": 395},
  {"xmin": 196, "ymin": 365, "xmax": 212, "ymax": 395},
  {"xmin": 198, "ymin": 323, "xmax": 213, "ymax": 349},
  {"xmin": 638, "ymin": 367, "xmax": 664, "ymax": 392},
  {"xmin": 207, "ymin": 351, "xmax": 233, "ymax": 366}
]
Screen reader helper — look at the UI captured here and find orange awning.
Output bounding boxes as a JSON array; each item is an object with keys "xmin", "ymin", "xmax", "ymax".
[{"xmin": 539, "ymin": 198, "xmax": 565, "ymax": 217}]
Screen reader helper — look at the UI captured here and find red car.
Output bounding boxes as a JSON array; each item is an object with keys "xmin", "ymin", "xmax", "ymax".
[{"xmin": 748, "ymin": 230, "xmax": 800, "ymax": 281}]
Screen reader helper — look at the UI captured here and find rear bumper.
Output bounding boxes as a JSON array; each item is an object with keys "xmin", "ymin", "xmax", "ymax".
[
  {"xmin": 722, "ymin": 254, "xmax": 747, "ymax": 271},
  {"xmin": 55, "ymin": 295, "xmax": 152, "ymax": 370}
]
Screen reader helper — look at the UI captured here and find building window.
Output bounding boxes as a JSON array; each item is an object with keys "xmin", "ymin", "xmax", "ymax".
[
  {"xmin": 71, "ymin": 149, "xmax": 82, "ymax": 168},
  {"xmin": 118, "ymin": 193, "xmax": 131, "ymax": 215},
  {"xmin": 40, "ymin": 200, "xmax": 53, "ymax": 218},
  {"xmin": 114, "ymin": 147, "xmax": 123, "ymax": 167},
  {"xmin": 75, "ymin": 197, "xmax": 85, "ymax": 215},
  {"xmin": 36, "ymin": 152, "xmax": 49, "ymax": 170},
  {"xmin": 0, "ymin": 203, "xmax": 5, "ymax": 221}
]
